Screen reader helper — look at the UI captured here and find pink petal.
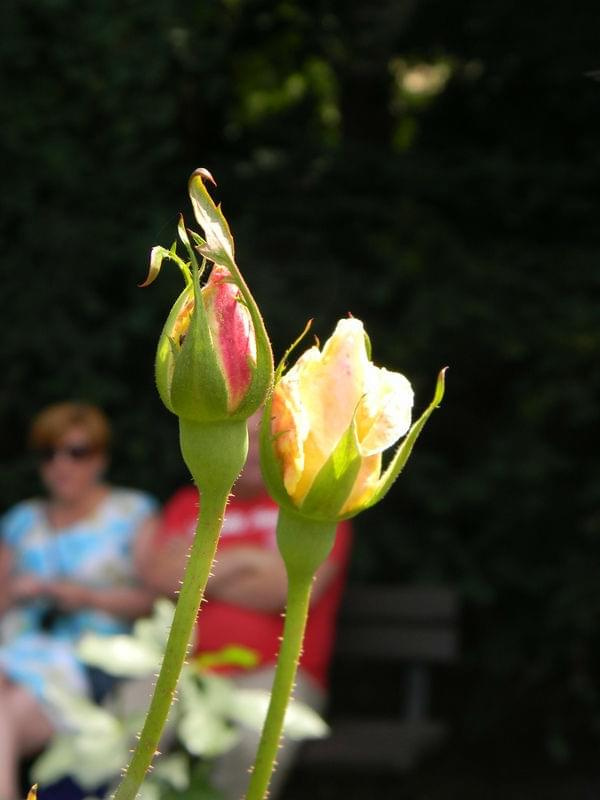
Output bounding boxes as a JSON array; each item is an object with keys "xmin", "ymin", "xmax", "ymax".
[{"xmin": 204, "ymin": 266, "xmax": 256, "ymax": 412}]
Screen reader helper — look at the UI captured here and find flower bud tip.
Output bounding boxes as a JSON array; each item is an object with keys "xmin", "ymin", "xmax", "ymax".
[{"xmin": 191, "ymin": 167, "xmax": 217, "ymax": 187}]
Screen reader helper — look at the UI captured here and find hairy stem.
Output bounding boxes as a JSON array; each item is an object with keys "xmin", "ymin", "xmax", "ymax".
[
  {"xmin": 245, "ymin": 510, "xmax": 336, "ymax": 800},
  {"xmin": 245, "ymin": 573, "xmax": 312, "ymax": 800},
  {"xmin": 112, "ymin": 488, "xmax": 229, "ymax": 800}
]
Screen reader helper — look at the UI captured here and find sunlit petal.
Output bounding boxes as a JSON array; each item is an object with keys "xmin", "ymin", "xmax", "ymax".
[
  {"xmin": 268, "ymin": 316, "xmax": 416, "ymax": 518},
  {"xmin": 204, "ymin": 266, "xmax": 256, "ymax": 412},
  {"xmin": 356, "ymin": 365, "xmax": 414, "ymax": 456}
]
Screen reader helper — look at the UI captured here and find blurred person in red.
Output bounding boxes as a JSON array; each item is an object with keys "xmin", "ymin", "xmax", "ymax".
[{"xmin": 140, "ymin": 410, "xmax": 352, "ymax": 799}]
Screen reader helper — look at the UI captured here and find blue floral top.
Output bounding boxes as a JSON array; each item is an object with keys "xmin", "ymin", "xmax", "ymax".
[{"xmin": 0, "ymin": 488, "xmax": 156, "ymax": 720}]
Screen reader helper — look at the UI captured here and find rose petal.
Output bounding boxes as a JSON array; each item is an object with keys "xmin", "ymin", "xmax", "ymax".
[
  {"xmin": 340, "ymin": 452, "xmax": 382, "ymax": 515},
  {"xmin": 271, "ymin": 366, "xmax": 311, "ymax": 500},
  {"xmin": 299, "ymin": 318, "xmax": 369, "ymax": 458},
  {"xmin": 204, "ymin": 266, "xmax": 256, "ymax": 412},
  {"xmin": 356, "ymin": 365, "xmax": 414, "ymax": 456}
]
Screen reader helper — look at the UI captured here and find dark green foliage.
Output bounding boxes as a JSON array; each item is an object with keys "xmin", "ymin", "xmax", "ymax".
[{"xmin": 1, "ymin": 0, "xmax": 599, "ymax": 771}]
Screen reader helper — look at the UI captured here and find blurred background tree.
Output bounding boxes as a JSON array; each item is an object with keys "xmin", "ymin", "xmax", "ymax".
[{"xmin": 1, "ymin": 0, "xmax": 599, "ymax": 783}]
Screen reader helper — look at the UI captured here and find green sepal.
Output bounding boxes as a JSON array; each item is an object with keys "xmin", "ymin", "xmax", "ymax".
[
  {"xmin": 155, "ymin": 284, "xmax": 193, "ymax": 414},
  {"xmin": 141, "ymin": 242, "xmax": 190, "ymax": 288},
  {"xmin": 298, "ymin": 422, "xmax": 362, "ymax": 521},
  {"xmin": 189, "ymin": 230, "xmax": 206, "ymax": 249},
  {"xmin": 275, "ymin": 319, "xmax": 313, "ymax": 382},
  {"xmin": 177, "ymin": 214, "xmax": 205, "ymax": 281},
  {"xmin": 358, "ymin": 367, "xmax": 447, "ymax": 514},
  {"xmin": 188, "ymin": 169, "xmax": 236, "ymax": 272},
  {"xmin": 169, "ymin": 274, "xmax": 230, "ymax": 423}
]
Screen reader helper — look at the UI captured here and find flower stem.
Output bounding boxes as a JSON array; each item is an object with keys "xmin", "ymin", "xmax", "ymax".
[
  {"xmin": 112, "ymin": 487, "xmax": 229, "ymax": 800},
  {"xmin": 245, "ymin": 510, "xmax": 336, "ymax": 800},
  {"xmin": 112, "ymin": 419, "xmax": 247, "ymax": 800}
]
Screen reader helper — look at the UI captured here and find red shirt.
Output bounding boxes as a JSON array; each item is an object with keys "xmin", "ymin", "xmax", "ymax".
[{"xmin": 157, "ymin": 485, "xmax": 352, "ymax": 688}]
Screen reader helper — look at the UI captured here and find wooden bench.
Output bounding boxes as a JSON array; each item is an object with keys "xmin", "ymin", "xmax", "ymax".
[{"xmin": 298, "ymin": 583, "xmax": 460, "ymax": 772}]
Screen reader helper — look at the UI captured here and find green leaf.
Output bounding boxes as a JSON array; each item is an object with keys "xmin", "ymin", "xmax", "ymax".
[
  {"xmin": 228, "ymin": 689, "xmax": 330, "ymax": 740},
  {"xmin": 44, "ymin": 684, "xmax": 120, "ymax": 733},
  {"xmin": 68, "ymin": 729, "xmax": 130, "ymax": 789},
  {"xmin": 78, "ymin": 633, "xmax": 161, "ymax": 677},
  {"xmin": 192, "ymin": 645, "xmax": 260, "ymax": 671},
  {"xmin": 137, "ymin": 781, "xmax": 162, "ymax": 800},
  {"xmin": 179, "ymin": 672, "xmax": 235, "ymax": 717},
  {"xmin": 151, "ymin": 752, "xmax": 191, "ymax": 791},
  {"xmin": 31, "ymin": 737, "xmax": 79, "ymax": 787},
  {"xmin": 79, "ymin": 600, "xmax": 174, "ymax": 677},
  {"xmin": 32, "ymin": 687, "xmax": 131, "ymax": 789},
  {"xmin": 133, "ymin": 598, "xmax": 176, "ymax": 650},
  {"xmin": 178, "ymin": 713, "xmax": 239, "ymax": 758},
  {"xmin": 176, "ymin": 672, "xmax": 244, "ymax": 756}
]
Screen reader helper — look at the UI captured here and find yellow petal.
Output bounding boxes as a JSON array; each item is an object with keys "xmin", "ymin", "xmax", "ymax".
[
  {"xmin": 271, "ymin": 367, "xmax": 310, "ymax": 500},
  {"xmin": 340, "ymin": 452, "xmax": 382, "ymax": 514},
  {"xmin": 356, "ymin": 365, "xmax": 414, "ymax": 456},
  {"xmin": 289, "ymin": 429, "xmax": 326, "ymax": 504},
  {"xmin": 299, "ymin": 318, "xmax": 369, "ymax": 458},
  {"xmin": 171, "ymin": 296, "xmax": 195, "ymax": 346},
  {"xmin": 270, "ymin": 317, "xmax": 413, "ymax": 513}
]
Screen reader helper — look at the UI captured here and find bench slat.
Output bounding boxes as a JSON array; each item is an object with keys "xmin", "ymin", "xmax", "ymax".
[
  {"xmin": 339, "ymin": 584, "xmax": 459, "ymax": 623},
  {"xmin": 335, "ymin": 624, "xmax": 459, "ymax": 662},
  {"xmin": 296, "ymin": 583, "xmax": 460, "ymax": 775},
  {"xmin": 300, "ymin": 718, "xmax": 448, "ymax": 771}
]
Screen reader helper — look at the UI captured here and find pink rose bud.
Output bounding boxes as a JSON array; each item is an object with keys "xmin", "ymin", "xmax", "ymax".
[{"xmin": 147, "ymin": 169, "xmax": 273, "ymax": 425}]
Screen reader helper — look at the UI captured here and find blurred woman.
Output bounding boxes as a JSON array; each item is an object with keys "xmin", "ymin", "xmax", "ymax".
[{"xmin": 0, "ymin": 401, "xmax": 158, "ymax": 800}]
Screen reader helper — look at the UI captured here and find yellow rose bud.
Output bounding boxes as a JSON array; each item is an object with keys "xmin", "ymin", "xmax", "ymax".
[{"xmin": 261, "ymin": 317, "xmax": 445, "ymax": 521}]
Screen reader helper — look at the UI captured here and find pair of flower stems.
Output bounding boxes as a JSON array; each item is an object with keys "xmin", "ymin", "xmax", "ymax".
[
  {"xmin": 112, "ymin": 359, "xmax": 445, "ymax": 800},
  {"xmin": 112, "ymin": 420, "xmax": 335, "ymax": 800}
]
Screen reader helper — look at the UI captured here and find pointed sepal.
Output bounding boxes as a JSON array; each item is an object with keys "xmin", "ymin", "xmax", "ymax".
[
  {"xmin": 298, "ymin": 422, "xmax": 362, "ymax": 520},
  {"xmin": 188, "ymin": 169, "xmax": 236, "ymax": 272},
  {"xmin": 155, "ymin": 285, "xmax": 194, "ymax": 413},
  {"xmin": 360, "ymin": 367, "xmax": 447, "ymax": 513}
]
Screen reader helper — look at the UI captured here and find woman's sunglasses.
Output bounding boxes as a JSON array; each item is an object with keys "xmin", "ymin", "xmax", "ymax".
[{"xmin": 36, "ymin": 444, "xmax": 99, "ymax": 463}]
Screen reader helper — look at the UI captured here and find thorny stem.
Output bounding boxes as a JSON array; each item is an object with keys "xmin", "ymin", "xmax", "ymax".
[
  {"xmin": 245, "ymin": 510, "xmax": 336, "ymax": 800},
  {"xmin": 112, "ymin": 488, "xmax": 229, "ymax": 800}
]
